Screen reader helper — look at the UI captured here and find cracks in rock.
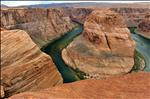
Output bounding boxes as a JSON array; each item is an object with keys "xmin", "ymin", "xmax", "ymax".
[
  {"xmin": 46, "ymin": 9, "xmax": 49, "ymax": 18},
  {"xmin": 104, "ymin": 34, "xmax": 111, "ymax": 51}
]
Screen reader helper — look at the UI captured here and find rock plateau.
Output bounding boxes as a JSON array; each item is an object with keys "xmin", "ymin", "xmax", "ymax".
[
  {"xmin": 62, "ymin": 9, "xmax": 135, "ymax": 79},
  {"xmin": 1, "ymin": 29, "xmax": 63, "ymax": 97},
  {"xmin": 9, "ymin": 72, "xmax": 150, "ymax": 99}
]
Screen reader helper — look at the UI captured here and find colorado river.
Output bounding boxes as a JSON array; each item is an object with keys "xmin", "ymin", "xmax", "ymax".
[
  {"xmin": 42, "ymin": 25, "xmax": 149, "ymax": 83},
  {"xmin": 131, "ymin": 32, "xmax": 150, "ymax": 72},
  {"xmin": 41, "ymin": 25, "xmax": 83, "ymax": 83}
]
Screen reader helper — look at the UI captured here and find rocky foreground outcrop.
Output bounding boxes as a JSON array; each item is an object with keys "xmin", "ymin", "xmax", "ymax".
[
  {"xmin": 1, "ymin": 29, "xmax": 63, "ymax": 97},
  {"xmin": 9, "ymin": 72, "xmax": 150, "ymax": 99},
  {"xmin": 136, "ymin": 18, "xmax": 150, "ymax": 39},
  {"xmin": 62, "ymin": 9, "xmax": 135, "ymax": 79},
  {"xmin": 1, "ymin": 8, "xmax": 77, "ymax": 47}
]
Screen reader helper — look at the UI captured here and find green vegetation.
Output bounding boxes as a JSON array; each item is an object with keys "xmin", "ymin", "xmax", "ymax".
[
  {"xmin": 129, "ymin": 26, "xmax": 150, "ymax": 72},
  {"xmin": 131, "ymin": 50, "xmax": 145, "ymax": 72},
  {"xmin": 72, "ymin": 68, "xmax": 86, "ymax": 80},
  {"xmin": 128, "ymin": 27, "xmax": 137, "ymax": 33}
]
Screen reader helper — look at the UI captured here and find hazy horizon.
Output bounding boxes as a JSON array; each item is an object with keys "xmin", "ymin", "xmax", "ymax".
[{"xmin": 1, "ymin": 1, "xmax": 150, "ymax": 7}]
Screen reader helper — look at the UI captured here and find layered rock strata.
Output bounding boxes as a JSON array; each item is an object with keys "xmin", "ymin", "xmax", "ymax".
[
  {"xmin": 136, "ymin": 18, "xmax": 150, "ymax": 39},
  {"xmin": 1, "ymin": 7, "xmax": 149, "ymax": 48},
  {"xmin": 63, "ymin": 7, "xmax": 93, "ymax": 24},
  {"xmin": 62, "ymin": 9, "xmax": 135, "ymax": 79},
  {"xmin": 65, "ymin": 7, "xmax": 150, "ymax": 27},
  {"xmin": 112, "ymin": 8, "xmax": 150, "ymax": 27},
  {"xmin": 1, "ymin": 29, "xmax": 63, "ymax": 97},
  {"xmin": 0, "ymin": 85, "xmax": 5, "ymax": 98},
  {"xmin": 9, "ymin": 72, "xmax": 150, "ymax": 99},
  {"xmin": 1, "ymin": 8, "xmax": 77, "ymax": 47}
]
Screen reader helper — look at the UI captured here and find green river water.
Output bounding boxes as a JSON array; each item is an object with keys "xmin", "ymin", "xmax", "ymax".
[
  {"xmin": 41, "ymin": 25, "xmax": 150, "ymax": 83},
  {"xmin": 131, "ymin": 32, "xmax": 150, "ymax": 71},
  {"xmin": 41, "ymin": 25, "xmax": 83, "ymax": 83}
]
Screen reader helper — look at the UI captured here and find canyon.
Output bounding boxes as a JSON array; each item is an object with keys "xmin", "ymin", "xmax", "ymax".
[
  {"xmin": 1, "ymin": 2, "xmax": 150, "ymax": 98},
  {"xmin": 112, "ymin": 8, "xmax": 150, "ymax": 27},
  {"xmin": 1, "ymin": 8, "xmax": 77, "ymax": 48},
  {"xmin": 1, "ymin": 6, "xmax": 150, "ymax": 34},
  {"xmin": 62, "ymin": 9, "xmax": 135, "ymax": 79},
  {"xmin": 136, "ymin": 18, "xmax": 150, "ymax": 39}
]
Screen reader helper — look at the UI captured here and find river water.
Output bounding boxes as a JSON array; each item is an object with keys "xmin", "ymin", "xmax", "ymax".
[
  {"xmin": 131, "ymin": 33, "xmax": 150, "ymax": 72},
  {"xmin": 42, "ymin": 25, "xmax": 150, "ymax": 83},
  {"xmin": 41, "ymin": 25, "xmax": 83, "ymax": 83}
]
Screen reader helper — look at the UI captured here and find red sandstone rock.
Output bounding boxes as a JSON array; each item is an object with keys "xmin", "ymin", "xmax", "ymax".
[
  {"xmin": 136, "ymin": 18, "xmax": 150, "ymax": 39},
  {"xmin": 1, "ymin": 29, "xmax": 63, "ymax": 97},
  {"xmin": 9, "ymin": 72, "xmax": 150, "ymax": 99},
  {"xmin": 111, "ymin": 8, "xmax": 150, "ymax": 27},
  {"xmin": 0, "ymin": 85, "xmax": 5, "ymax": 98},
  {"xmin": 62, "ymin": 9, "xmax": 135, "ymax": 79},
  {"xmin": 1, "ymin": 8, "xmax": 77, "ymax": 47}
]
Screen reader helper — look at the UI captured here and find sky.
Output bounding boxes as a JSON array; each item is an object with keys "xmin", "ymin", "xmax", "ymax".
[{"xmin": 1, "ymin": 1, "xmax": 149, "ymax": 7}]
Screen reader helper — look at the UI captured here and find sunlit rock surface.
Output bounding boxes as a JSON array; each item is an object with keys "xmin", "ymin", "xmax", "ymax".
[
  {"xmin": 62, "ymin": 9, "xmax": 135, "ymax": 79},
  {"xmin": 1, "ymin": 29, "xmax": 63, "ymax": 97},
  {"xmin": 9, "ymin": 72, "xmax": 150, "ymax": 99},
  {"xmin": 0, "ymin": 85, "xmax": 4, "ymax": 98},
  {"xmin": 1, "ymin": 8, "xmax": 77, "ymax": 47},
  {"xmin": 1, "ymin": 7, "xmax": 149, "ymax": 48}
]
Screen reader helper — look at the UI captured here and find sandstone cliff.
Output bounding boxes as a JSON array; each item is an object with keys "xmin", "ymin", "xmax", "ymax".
[
  {"xmin": 63, "ymin": 7, "xmax": 93, "ymax": 24},
  {"xmin": 64, "ymin": 7, "xmax": 150, "ymax": 27},
  {"xmin": 9, "ymin": 72, "xmax": 150, "ymax": 99},
  {"xmin": 136, "ymin": 18, "xmax": 150, "ymax": 39},
  {"xmin": 1, "ymin": 7, "xmax": 149, "ymax": 47},
  {"xmin": 1, "ymin": 29, "xmax": 63, "ymax": 97},
  {"xmin": 62, "ymin": 9, "xmax": 135, "ymax": 79},
  {"xmin": 1, "ymin": 8, "xmax": 77, "ymax": 47},
  {"xmin": 112, "ymin": 8, "xmax": 150, "ymax": 27}
]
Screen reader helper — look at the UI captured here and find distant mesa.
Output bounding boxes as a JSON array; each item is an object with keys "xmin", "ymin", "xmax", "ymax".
[
  {"xmin": 1, "ymin": 4, "xmax": 8, "ymax": 8},
  {"xmin": 1, "ymin": 2, "xmax": 150, "ymax": 8},
  {"xmin": 136, "ymin": 18, "xmax": 150, "ymax": 39}
]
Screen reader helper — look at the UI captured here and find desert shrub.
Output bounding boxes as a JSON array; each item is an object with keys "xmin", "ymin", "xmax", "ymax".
[{"xmin": 131, "ymin": 50, "xmax": 145, "ymax": 72}]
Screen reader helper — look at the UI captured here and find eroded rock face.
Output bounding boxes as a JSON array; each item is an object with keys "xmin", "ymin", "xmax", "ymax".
[
  {"xmin": 1, "ymin": 7, "xmax": 149, "ymax": 48},
  {"xmin": 1, "ymin": 29, "xmax": 63, "ymax": 97},
  {"xmin": 63, "ymin": 8, "xmax": 93, "ymax": 24},
  {"xmin": 0, "ymin": 85, "xmax": 4, "ymax": 98},
  {"xmin": 9, "ymin": 72, "xmax": 150, "ymax": 99},
  {"xmin": 62, "ymin": 9, "xmax": 135, "ymax": 79},
  {"xmin": 1, "ymin": 8, "xmax": 77, "ymax": 47},
  {"xmin": 111, "ymin": 8, "xmax": 150, "ymax": 27},
  {"xmin": 66, "ymin": 7, "xmax": 150, "ymax": 27},
  {"xmin": 137, "ymin": 18, "xmax": 150, "ymax": 39}
]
